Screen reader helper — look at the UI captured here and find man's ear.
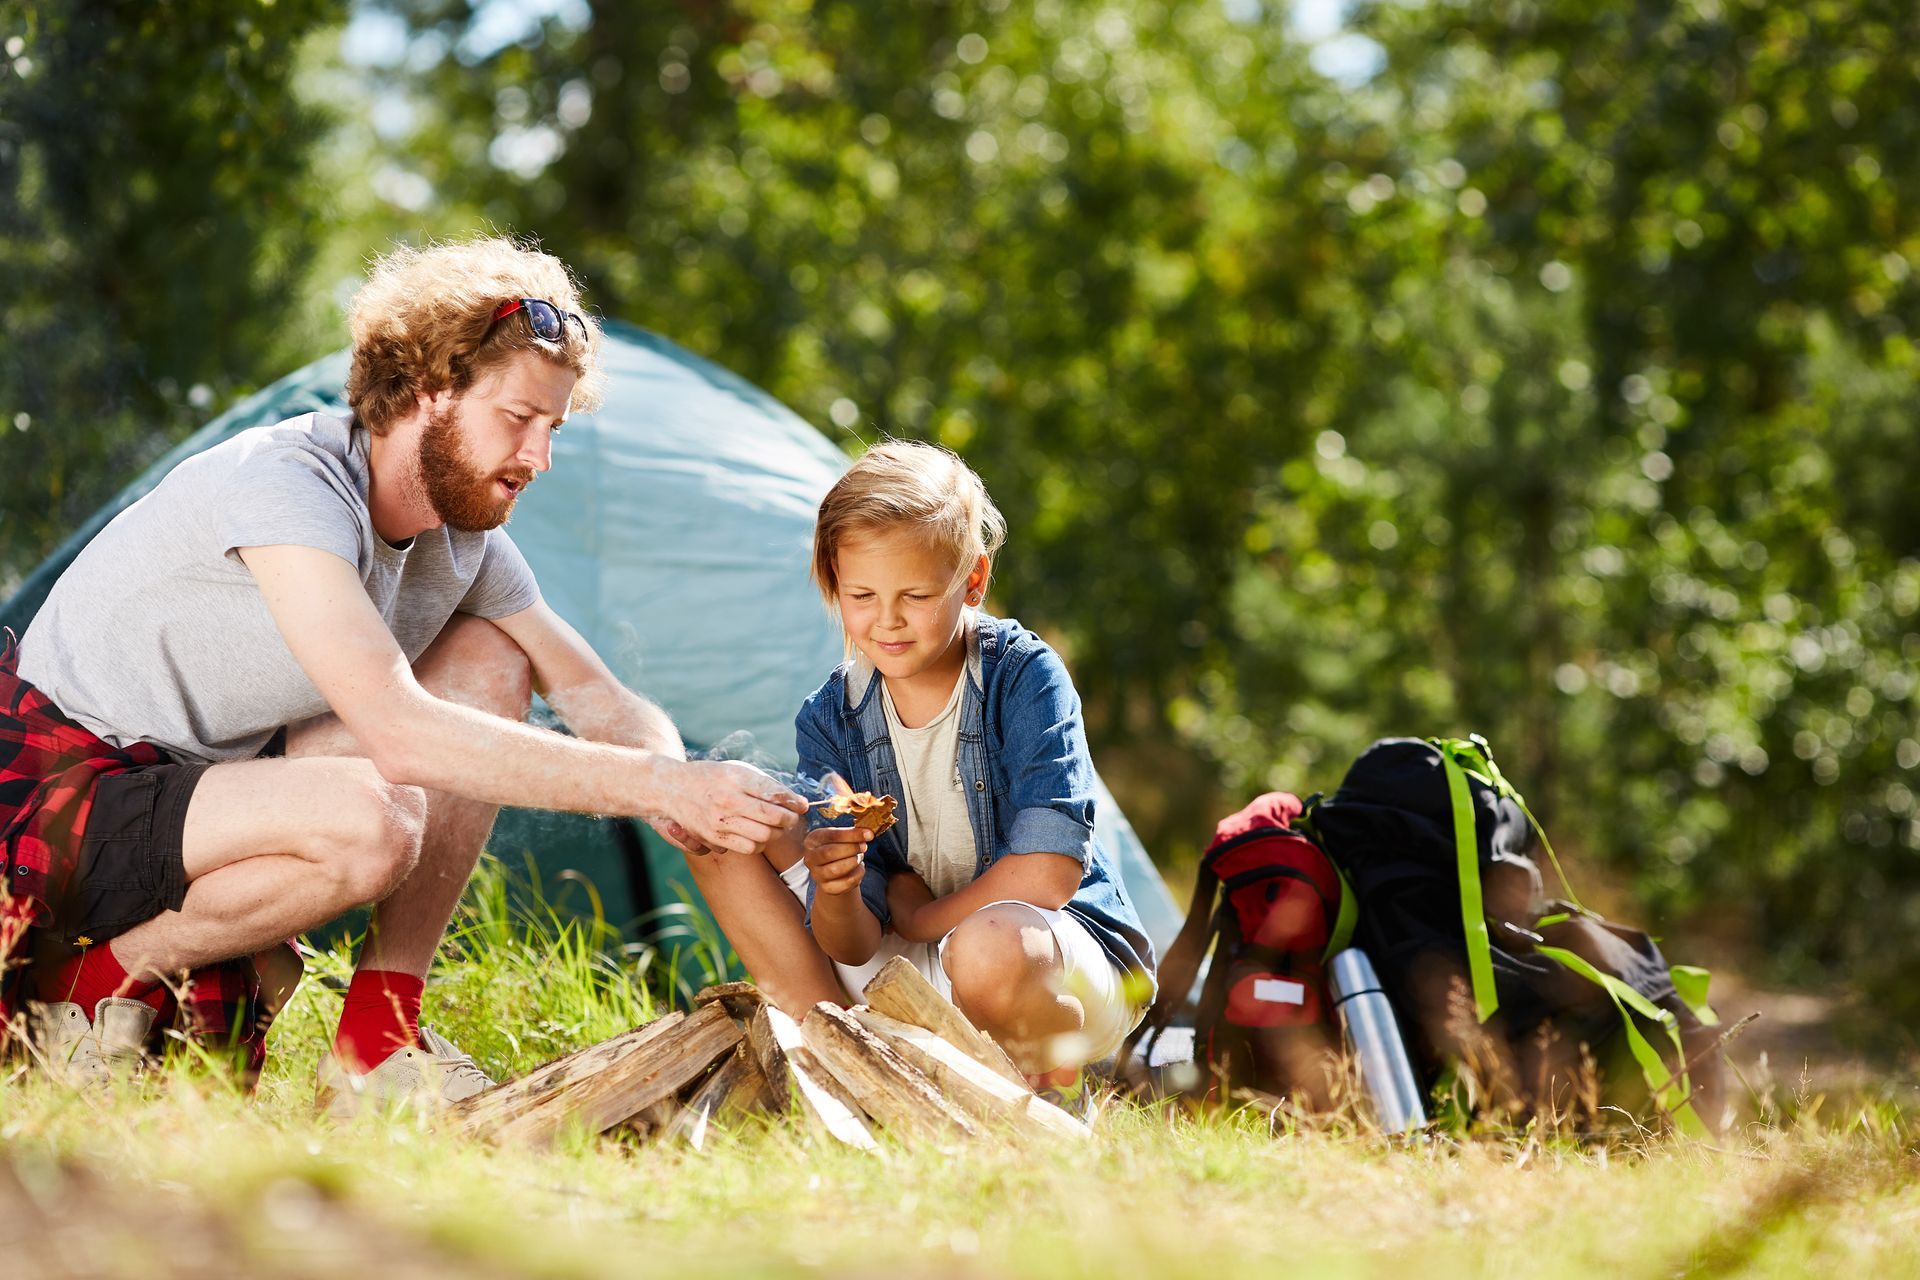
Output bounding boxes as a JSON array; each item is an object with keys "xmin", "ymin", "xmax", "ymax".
[{"xmin": 415, "ymin": 386, "xmax": 455, "ymax": 416}]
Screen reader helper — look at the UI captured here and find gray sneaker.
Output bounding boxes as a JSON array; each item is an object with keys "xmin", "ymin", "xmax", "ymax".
[
  {"xmin": 25, "ymin": 997, "xmax": 158, "ymax": 1088},
  {"xmin": 314, "ymin": 1024, "xmax": 494, "ymax": 1119}
]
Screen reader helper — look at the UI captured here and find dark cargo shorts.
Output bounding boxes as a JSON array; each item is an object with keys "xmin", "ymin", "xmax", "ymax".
[
  {"xmin": 60, "ymin": 727, "xmax": 289, "ymax": 943},
  {"xmin": 59, "ymin": 758, "xmax": 210, "ymax": 944}
]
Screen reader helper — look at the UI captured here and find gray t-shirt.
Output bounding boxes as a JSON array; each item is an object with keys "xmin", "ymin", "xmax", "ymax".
[{"xmin": 19, "ymin": 412, "xmax": 539, "ymax": 763}]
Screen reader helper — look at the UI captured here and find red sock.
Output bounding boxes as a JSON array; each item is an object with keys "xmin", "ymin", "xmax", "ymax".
[
  {"xmin": 34, "ymin": 942, "xmax": 167, "ymax": 1016},
  {"xmin": 332, "ymin": 969, "xmax": 425, "ymax": 1071}
]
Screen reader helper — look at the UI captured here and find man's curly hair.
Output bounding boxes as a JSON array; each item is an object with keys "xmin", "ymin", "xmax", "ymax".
[{"xmin": 345, "ymin": 235, "xmax": 607, "ymax": 435}]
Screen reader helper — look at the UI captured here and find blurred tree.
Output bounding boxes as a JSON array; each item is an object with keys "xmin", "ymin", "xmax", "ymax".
[{"xmin": 0, "ymin": 0, "xmax": 335, "ymax": 590}]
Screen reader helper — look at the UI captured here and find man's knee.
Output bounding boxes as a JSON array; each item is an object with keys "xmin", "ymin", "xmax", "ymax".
[
  {"xmin": 942, "ymin": 904, "xmax": 1058, "ymax": 1028},
  {"xmin": 423, "ymin": 615, "xmax": 533, "ymax": 721},
  {"xmin": 328, "ymin": 769, "xmax": 428, "ymax": 902}
]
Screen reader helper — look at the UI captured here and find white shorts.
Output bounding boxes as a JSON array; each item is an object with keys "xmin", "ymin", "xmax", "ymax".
[{"xmin": 778, "ymin": 860, "xmax": 1145, "ymax": 1066}]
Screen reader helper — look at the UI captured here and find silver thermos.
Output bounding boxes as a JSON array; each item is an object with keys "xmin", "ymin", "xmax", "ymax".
[{"xmin": 1328, "ymin": 948, "xmax": 1428, "ymax": 1135}]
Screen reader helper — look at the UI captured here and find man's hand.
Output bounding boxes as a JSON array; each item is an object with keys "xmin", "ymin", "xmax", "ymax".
[
  {"xmin": 804, "ymin": 826, "xmax": 871, "ymax": 895},
  {"xmin": 887, "ymin": 870, "xmax": 938, "ymax": 942},
  {"xmin": 659, "ymin": 759, "xmax": 806, "ymax": 855},
  {"xmin": 646, "ymin": 815, "xmax": 714, "ymax": 857}
]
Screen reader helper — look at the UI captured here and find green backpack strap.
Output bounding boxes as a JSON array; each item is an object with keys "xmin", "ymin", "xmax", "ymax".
[
  {"xmin": 1534, "ymin": 944, "xmax": 1711, "ymax": 1138},
  {"xmin": 1323, "ymin": 865, "xmax": 1358, "ymax": 962},
  {"xmin": 1669, "ymin": 964, "xmax": 1720, "ymax": 1026},
  {"xmin": 1434, "ymin": 739, "xmax": 1502, "ymax": 1024},
  {"xmin": 1433, "ymin": 733, "xmax": 1597, "ymax": 1024},
  {"xmin": 1295, "ymin": 794, "xmax": 1357, "ymax": 962},
  {"xmin": 1433, "ymin": 733, "xmax": 1711, "ymax": 1134}
]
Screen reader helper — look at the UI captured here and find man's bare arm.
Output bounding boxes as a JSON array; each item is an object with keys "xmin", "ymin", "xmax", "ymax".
[
  {"xmin": 489, "ymin": 600, "xmax": 721, "ymax": 854},
  {"xmin": 490, "ymin": 599, "xmax": 683, "ymax": 755},
  {"xmin": 238, "ymin": 544, "xmax": 801, "ymax": 852}
]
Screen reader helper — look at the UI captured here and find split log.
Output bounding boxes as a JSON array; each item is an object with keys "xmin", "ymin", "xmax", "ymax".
[
  {"xmin": 801, "ymin": 1003, "xmax": 978, "ymax": 1145},
  {"xmin": 468, "ymin": 1004, "xmax": 744, "ymax": 1146},
  {"xmin": 861, "ymin": 956, "xmax": 1025, "ymax": 1086},
  {"xmin": 450, "ymin": 1013, "xmax": 687, "ymax": 1135},
  {"xmin": 747, "ymin": 1004, "xmax": 875, "ymax": 1150},
  {"xmin": 694, "ymin": 981, "xmax": 766, "ymax": 1022},
  {"xmin": 850, "ymin": 1008, "xmax": 1088, "ymax": 1142},
  {"xmin": 660, "ymin": 1044, "xmax": 772, "ymax": 1151}
]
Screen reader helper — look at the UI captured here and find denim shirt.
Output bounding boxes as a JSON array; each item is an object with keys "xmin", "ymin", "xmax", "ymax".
[{"xmin": 794, "ymin": 613, "xmax": 1157, "ymax": 989}]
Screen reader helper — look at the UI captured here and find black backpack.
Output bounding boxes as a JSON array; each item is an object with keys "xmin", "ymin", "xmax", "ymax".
[{"xmin": 1306, "ymin": 735, "xmax": 1726, "ymax": 1134}]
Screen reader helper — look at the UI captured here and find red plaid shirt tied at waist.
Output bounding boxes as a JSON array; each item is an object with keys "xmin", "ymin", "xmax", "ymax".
[{"xmin": 0, "ymin": 627, "xmax": 295, "ymax": 1081}]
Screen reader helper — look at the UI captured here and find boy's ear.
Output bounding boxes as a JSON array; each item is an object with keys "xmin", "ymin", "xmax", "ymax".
[{"xmin": 965, "ymin": 554, "xmax": 991, "ymax": 605}]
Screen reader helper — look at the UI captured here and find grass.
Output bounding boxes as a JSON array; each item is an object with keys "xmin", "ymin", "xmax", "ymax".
[{"xmin": 4, "ymin": 859, "xmax": 1918, "ymax": 1280}]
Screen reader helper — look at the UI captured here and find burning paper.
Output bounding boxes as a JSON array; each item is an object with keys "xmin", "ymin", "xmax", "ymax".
[{"xmin": 813, "ymin": 791, "xmax": 899, "ymax": 838}]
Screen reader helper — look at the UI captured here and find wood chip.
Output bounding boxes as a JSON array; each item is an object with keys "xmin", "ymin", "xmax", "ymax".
[
  {"xmin": 800, "ymin": 1003, "xmax": 978, "ymax": 1145},
  {"xmin": 851, "ymin": 1008, "xmax": 1088, "ymax": 1141},
  {"xmin": 861, "ymin": 955, "xmax": 1024, "ymax": 1085},
  {"xmin": 747, "ymin": 1004, "xmax": 875, "ymax": 1149}
]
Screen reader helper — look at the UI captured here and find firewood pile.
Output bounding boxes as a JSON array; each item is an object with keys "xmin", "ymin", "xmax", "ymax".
[{"xmin": 446, "ymin": 956, "xmax": 1090, "ymax": 1150}]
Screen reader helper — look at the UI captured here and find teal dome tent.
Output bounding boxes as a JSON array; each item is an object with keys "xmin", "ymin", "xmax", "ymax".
[{"xmin": 1, "ymin": 324, "xmax": 1182, "ymax": 974}]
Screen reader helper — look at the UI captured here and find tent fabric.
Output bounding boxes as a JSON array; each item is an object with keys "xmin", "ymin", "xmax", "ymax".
[{"xmin": 0, "ymin": 323, "xmax": 1182, "ymax": 956}]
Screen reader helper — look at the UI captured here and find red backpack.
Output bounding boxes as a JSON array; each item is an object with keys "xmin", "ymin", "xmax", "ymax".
[{"xmin": 1122, "ymin": 792, "xmax": 1355, "ymax": 1101}]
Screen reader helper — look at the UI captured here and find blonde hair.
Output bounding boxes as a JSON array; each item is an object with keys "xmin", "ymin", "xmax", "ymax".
[
  {"xmin": 344, "ymin": 235, "xmax": 607, "ymax": 435},
  {"xmin": 813, "ymin": 440, "xmax": 1007, "ymax": 606}
]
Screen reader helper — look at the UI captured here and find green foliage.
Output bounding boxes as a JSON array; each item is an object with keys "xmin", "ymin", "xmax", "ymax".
[{"xmin": 0, "ymin": 0, "xmax": 334, "ymax": 590}]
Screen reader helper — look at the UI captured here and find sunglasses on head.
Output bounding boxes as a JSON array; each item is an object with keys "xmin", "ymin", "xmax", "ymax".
[{"xmin": 490, "ymin": 297, "xmax": 590, "ymax": 345}]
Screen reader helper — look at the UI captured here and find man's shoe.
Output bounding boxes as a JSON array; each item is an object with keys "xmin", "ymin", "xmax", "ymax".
[
  {"xmin": 314, "ymin": 1024, "xmax": 494, "ymax": 1120},
  {"xmin": 25, "ymin": 997, "xmax": 158, "ymax": 1088}
]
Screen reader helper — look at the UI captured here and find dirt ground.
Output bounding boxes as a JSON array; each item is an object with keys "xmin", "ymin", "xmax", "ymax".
[{"xmin": 1705, "ymin": 970, "xmax": 1913, "ymax": 1103}]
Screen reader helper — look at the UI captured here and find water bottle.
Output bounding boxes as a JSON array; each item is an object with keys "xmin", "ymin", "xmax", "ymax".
[{"xmin": 1328, "ymin": 948, "xmax": 1428, "ymax": 1135}]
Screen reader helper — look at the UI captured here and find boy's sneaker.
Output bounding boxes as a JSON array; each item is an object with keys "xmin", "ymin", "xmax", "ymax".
[
  {"xmin": 24, "ymin": 997, "xmax": 158, "ymax": 1088},
  {"xmin": 314, "ymin": 1024, "xmax": 494, "ymax": 1120}
]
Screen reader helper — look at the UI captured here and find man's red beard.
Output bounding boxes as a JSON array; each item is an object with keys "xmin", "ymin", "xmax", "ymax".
[{"xmin": 417, "ymin": 403, "xmax": 534, "ymax": 532}]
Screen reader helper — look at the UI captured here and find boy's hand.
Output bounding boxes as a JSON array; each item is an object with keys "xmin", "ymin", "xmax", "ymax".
[
  {"xmin": 804, "ymin": 826, "xmax": 871, "ymax": 896},
  {"xmin": 887, "ymin": 870, "xmax": 937, "ymax": 942}
]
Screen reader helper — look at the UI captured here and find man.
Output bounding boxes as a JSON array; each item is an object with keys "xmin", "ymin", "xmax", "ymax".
[{"xmin": 2, "ymin": 236, "xmax": 805, "ymax": 1112}]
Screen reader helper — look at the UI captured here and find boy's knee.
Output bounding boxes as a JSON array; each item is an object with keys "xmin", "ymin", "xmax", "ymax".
[{"xmin": 942, "ymin": 904, "xmax": 1057, "ymax": 1027}]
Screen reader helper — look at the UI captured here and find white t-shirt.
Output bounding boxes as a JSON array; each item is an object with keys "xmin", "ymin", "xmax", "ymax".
[
  {"xmin": 19, "ymin": 412, "xmax": 539, "ymax": 762},
  {"xmin": 880, "ymin": 672, "xmax": 977, "ymax": 896}
]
